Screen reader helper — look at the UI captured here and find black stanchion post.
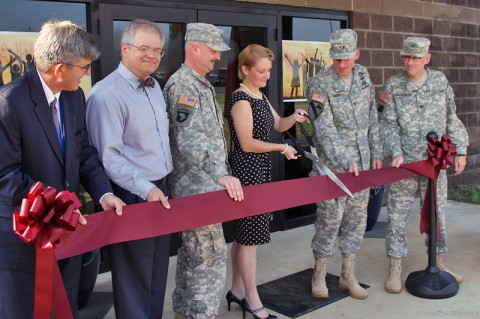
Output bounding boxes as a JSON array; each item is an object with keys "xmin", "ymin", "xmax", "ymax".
[
  {"xmin": 404, "ymin": 132, "xmax": 459, "ymax": 299},
  {"xmin": 427, "ymin": 178, "xmax": 437, "ymax": 272}
]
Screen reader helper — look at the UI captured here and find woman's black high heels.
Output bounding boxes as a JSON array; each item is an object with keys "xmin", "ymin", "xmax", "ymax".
[
  {"xmin": 226, "ymin": 290, "xmax": 245, "ymax": 311},
  {"xmin": 227, "ymin": 291, "xmax": 277, "ymax": 319},
  {"xmin": 244, "ymin": 301, "xmax": 278, "ymax": 319}
]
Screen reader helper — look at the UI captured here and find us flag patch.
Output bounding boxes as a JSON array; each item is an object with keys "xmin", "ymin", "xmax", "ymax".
[
  {"xmin": 177, "ymin": 96, "xmax": 197, "ymax": 108},
  {"xmin": 378, "ymin": 91, "xmax": 391, "ymax": 104},
  {"xmin": 311, "ymin": 92, "xmax": 326, "ymax": 104}
]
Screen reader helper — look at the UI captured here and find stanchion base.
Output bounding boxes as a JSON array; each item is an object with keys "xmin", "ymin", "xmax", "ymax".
[{"xmin": 405, "ymin": 267, "xmax": 459, "ymax": 299}]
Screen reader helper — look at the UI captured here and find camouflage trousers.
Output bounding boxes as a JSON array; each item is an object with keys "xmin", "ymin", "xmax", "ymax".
[
  {"xmin": 172, "ymin": 223, "xmax": 227, "ymax": 319},
  {"xmin": 385, "ymin": 170, "xmax": 448, "ymax": 258},
  {"xmin": 312, "ymin": 189, "xmax": 369, "ymax": 258}
]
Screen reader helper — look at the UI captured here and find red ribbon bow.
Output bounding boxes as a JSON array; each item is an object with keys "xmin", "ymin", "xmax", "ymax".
[
  {"xmin": 13, "ymin": 182, "xmax": 82, "ymax": 250},
  {"xmin": 12, "ymin": 182, "xmax": 82, "ymax": 319},
  {"xmin": 427, "ymin": 134, "xmax": 456, "ymax": 170}
]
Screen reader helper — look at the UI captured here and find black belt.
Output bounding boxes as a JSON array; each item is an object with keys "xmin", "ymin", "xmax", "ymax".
[{"xmin": 151, "ymin": 176, "xmax": 168, "ymax": 185}]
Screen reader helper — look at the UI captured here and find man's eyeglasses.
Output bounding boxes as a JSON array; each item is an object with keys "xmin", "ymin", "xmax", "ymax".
[
  {"xmin": 63, "ymin": 62, "xmax": 91, "ymax": 73},
  {"xmin": 402, "ymin": 56, "xmax": 423, "ymax": 63},
  {"xmin": 126, "ymin": 43, "xmax": 165, "ymax": 57}
]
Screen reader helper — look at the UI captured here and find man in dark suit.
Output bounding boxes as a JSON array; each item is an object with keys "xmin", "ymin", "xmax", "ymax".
[{"xmin": 0, "ymin": 20, "xmax": 125, "ymax": 318}]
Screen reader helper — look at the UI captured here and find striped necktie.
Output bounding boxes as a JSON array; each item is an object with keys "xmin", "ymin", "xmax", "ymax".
[
  {"xmin": 50, "ymin": 97, "xmax": 65, "ymax": 156},
  {"xmin": 50, "ymin": 98, "xmax": 61, "ymax": 136}
]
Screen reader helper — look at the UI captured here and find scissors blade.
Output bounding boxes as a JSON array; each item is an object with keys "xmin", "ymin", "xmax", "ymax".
[
  {"xmin": 304, "ymin": 152, "xmax": 355, "ymax": 199},
  {"xmin": 310, "ymin": 146, "xmax": 319, "ymax": 158}
]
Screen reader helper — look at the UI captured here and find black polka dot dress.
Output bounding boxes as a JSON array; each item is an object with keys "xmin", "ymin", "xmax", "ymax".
[{"xmin": 226, "ymin": 91, "xmax": 275, "ymax": 246}]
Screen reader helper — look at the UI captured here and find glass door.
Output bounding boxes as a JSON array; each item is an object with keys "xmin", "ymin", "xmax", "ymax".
[
  {"xmin": 97, "ymin": 4, "xmax": 196, "ymax": 83},
  {"xmin": 197, "ymin": 10, "xmax": 280, "ymax": 239},
  {"xmin": 198, "ymin": 11, "xmax": 277, "ymax": 152}
]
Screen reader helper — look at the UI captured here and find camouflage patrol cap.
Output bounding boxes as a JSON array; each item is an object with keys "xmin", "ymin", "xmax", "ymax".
[
  {"xmin": 185, "ymin": 22, "xmax": 230, "ymax": 52},
  {"xmin": 329, "ymin": 29, "xmax": 358, "ymax": 59},
  {"xmin": 400, "ymin": 37, "xmax": 430, "ymax": 57}
]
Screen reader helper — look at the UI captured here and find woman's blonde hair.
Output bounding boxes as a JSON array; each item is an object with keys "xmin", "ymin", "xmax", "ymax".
[{"xmin": 237, "ymin": 44, "xmax": 274, "ymax": 81}]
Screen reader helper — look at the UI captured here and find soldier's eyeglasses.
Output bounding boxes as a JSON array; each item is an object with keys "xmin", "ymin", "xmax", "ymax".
[{"xmin": 402, "ymin": 56, "xmax": 423, "ymax": 63}]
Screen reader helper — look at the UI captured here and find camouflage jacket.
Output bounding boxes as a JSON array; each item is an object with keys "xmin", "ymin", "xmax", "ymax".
[
  {"xmin": 378, "ymin": 68, "xmax": 469, "ymax": 163},
  {"xmin": 306, "ymin": 64, "xmax": 383, "ymax": 174},
  {"xmin": 164, "ymin": 64, "xmax": 230, "ymax": 197}
]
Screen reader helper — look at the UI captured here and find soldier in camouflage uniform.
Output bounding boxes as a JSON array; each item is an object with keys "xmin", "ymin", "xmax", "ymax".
[
  {"xmin": 163, "ymin": 23, "xmax": 244, "ymax": 319},
  {"xmin": 378, "ymin": 37, "xmax": 469, "ymax": 293},
  {"xmin": 306, "ymin": 29, "xmax": 383, "ymax": 300}
]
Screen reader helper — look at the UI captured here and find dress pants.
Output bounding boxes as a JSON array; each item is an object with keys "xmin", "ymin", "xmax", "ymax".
[{"xmin": 108, "ymin": 181, "xmax": 170, "ymax": 319}]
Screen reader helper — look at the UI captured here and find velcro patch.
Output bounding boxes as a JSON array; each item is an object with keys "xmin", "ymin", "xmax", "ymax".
[
  {"xmin": 177, "ymin": 95, "xmax": 197, "ymax": 108},
  {"xmin": 378, "ymin": 91, "xmax": 391, "ymax": 104},
  {"xmin": 176, "ymin": 109, "xmax": 190, "ymax": 123},
  {"xmin": 311, "ymin": 92, "xmax": 326, "ymax": 105}
]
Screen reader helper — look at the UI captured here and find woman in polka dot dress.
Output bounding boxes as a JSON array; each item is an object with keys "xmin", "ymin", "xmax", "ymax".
[{"xmin": 225, "ymin": 44, "xmax": 308, "ymax": 319}]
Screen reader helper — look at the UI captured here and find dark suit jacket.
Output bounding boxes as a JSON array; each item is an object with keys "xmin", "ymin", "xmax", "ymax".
[{"xmin": 0, "ymin": 67, "xmax": 112, "ymax": 316}]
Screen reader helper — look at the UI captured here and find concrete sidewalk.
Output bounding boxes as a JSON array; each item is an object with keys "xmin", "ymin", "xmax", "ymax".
[{"xmin": 90, "ymin": 199, "xmax": 480, "ymax": 319}]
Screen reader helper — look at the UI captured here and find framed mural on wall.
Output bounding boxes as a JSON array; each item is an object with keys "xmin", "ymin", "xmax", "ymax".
[
  {"xmin": 0, "ymin": 31, "xmax": 92, "ymax": 95},
  {"xmin": 282, "ymin": 40, "xmax": 331, "ymax": 102}
]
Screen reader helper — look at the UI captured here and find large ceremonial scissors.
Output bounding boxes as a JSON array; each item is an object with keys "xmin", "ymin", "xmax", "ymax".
[{"xmin": 284, "ymin": 113, "xmax": 355, "ymax": 200}]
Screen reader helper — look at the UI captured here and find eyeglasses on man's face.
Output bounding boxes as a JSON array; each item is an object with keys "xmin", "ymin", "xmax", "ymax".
[
  {"xmin": 402, "ymin": 56, "xmax": 424, "ymax": 63},
  {"xmin": 126, "ymin": 43, "xmax": 165, "ymax": 57},
  {"xmin": 63, "ymin": 62, "xmax": 91, "ymax": 73}
]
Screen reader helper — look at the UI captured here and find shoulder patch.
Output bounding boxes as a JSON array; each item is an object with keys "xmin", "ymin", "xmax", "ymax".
[
  {"xmin": 177, "ymin": 95, "xmax": 197, "ymax": 108},
  {"xmin": 175, "ymin": 107, "xmax": 193, "ymax": 127},
  {"xmin": 311, "ymin": 92, "xmax": 326, "ymax": 104},
  {"xmin": 176, "ymin": 109, "xmax": 190, "ymax": 122},
  {"xmin": 378, "ymin": 91, "xmax": 391, "ymax": 104}
]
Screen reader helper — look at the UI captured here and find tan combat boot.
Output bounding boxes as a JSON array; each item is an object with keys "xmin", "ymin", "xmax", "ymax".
[
  {"xmin": 385, "ymin": 257, "xmax": 402, "ymax": 293},
  {"xmin": 338, "ymin": 254, "xmax": 368, "ymax": 299},
  {"xmin": 437, "ymin": 253, "xmax": 463, "ymax": 283},
  {"xmin": 311, "ymin": 258, "xmax": 328, "ymax": 298},
  {"xmin": 174, "ymin": 313, "xmax": 189, "ymax": 319}
]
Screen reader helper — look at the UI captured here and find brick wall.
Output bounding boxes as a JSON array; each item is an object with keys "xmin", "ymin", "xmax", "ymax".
[
  {"xmin": 237, "ymin": 0, "xmax": 480, "ymax": 186},
  {"xmin": 350, "ymin": 1, "xmax": 480, "ymax": 187}
]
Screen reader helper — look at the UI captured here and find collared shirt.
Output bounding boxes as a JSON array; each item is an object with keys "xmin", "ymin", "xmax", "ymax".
[
  {"xmin": 86, "ymin": 62, "xmax": 173, "ymax": 200},
  {"xmin": 38, "ymin": 69, "xmax": 110, "ymax": 204}
]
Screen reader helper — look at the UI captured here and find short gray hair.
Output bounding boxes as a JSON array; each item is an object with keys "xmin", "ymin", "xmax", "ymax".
[
  {"xmin": 34, "ymin": 20, "xmax": 100, "ymax": 72},
  {"xmin": 121, "ymin": 19, "xmax": 164, "ymax": 47}
]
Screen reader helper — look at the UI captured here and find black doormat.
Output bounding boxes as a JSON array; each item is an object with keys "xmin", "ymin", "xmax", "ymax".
[
  {"xmin": 257, "ymin": 268, "xmax": 369, "ymax": 318},
  {"xmin": 79, "ymin": 292, "xmax": 113, "ymax": 319},
  {"xmin": 364, "ymin": 221, "xmax": 388, "ymax": 238}
]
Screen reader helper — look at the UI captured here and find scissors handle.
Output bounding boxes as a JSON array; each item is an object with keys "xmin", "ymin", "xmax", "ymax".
[
  {"xmin": 297, "ymin": 121, "xmax": 315, "ymax": 148},
  {"xmin": 284, "ymin": 130, "xmax": 306, "ymax": 157}
]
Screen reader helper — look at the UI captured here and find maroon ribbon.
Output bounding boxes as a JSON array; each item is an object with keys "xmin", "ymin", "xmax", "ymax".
[
  {"xmin": 46, "ymin": 151, "xmax": 450, "ymax": 314},
  {"xmin": 420, "ymin": 134, "xmax": 456, "ymax": 236},
  {"xmin": 13, "ymin": 182, "xmax": 82, "ymax": 319},
  {"xmin": 56, "ymin": 160, "xmax": 435, "ymax": 260}
]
